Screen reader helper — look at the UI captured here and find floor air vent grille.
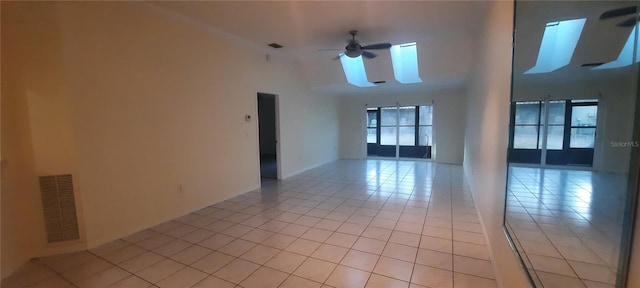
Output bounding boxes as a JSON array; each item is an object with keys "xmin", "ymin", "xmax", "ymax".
[{"xmin": 39, "ymin": 174, "xmax": 80, "ymax": 243}]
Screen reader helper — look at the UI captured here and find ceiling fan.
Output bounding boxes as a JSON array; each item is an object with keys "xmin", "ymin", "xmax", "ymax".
[
  {"xmin": 328, "ymin": 30, "xmax": 392, "ymax": 59},
  {"xmin": 599, "ymin": 6, "xmax": 639, "ymax": 27}
]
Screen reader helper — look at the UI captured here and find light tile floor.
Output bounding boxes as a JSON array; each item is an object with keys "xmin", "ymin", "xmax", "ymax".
[
  {"xmin": 3, "ymin": 160, "xmax": 496, "ymax": 288},
  {"xmin": 505, "ymin": 166, "xmax": 627, "ymax": 288}
]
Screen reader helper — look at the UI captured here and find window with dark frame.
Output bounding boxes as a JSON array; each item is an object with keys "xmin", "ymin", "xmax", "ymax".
[{"xmin": 366, "ymin": 105, "xmax": 433, "ymax": 147}]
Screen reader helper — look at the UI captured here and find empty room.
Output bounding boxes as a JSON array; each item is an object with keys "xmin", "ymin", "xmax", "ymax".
[{"xmin": 2, "ymin": 1, "xmax": 640, "ymax": 288}]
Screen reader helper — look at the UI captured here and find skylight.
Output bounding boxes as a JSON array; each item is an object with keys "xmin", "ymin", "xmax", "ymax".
[
  {"xmin": 592, "ymin": 24, "xmax": 639, "ymax": 70},
  {"xmin": 390, "ymin": 42, "xmax": 422, "ymax": 84},
  {"xmin": 525, "ymin": 18, "xmax": 586, "ymax": 74},
  {"xmin": 339, "ymin": 54, "xmax": 375, "ymax": 87}
]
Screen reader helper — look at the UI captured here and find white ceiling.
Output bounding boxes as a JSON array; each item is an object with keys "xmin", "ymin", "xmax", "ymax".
[
  {"xmin": 152, "ymin": 1, "xmax": 491, "ymax": 96},
  {"xmin": 151, "ymin": 1, "xmax": 638, "ymax": 96},
  {"xmin": 513, "ymin": 1, "xmax": 638, "ymax": 85}
]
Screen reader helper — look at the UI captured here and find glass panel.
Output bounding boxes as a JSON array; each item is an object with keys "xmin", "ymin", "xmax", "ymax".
[
  {"xmin": 548, "ymin": 101, "xmax": 566, "ymax": 125},
  {"xmin": 515, "ymin": 102, "xmax": 541, "ymax": 125},
  {"xmin": 367, "ymin": 128, "xmax": 377, "ymax": 144},
  {"xmin": 571, "ymin": 105, "xmax": 597, "ymax": 127},
  {"xmin": 367, "ymin": 111, "xmax": 377, "ymax": 127},
  {"xmin": 398, "ymin": 106, "xmax": 416, "ymax": 125},
  {"xmin": 513, "ymin": 126, "xmax": 538, "ymax": 149},
  {"xmin": 380, "ymin": 127, "xmax": 397, "ymax": 145},
  {"xmin": 570, "ymin": 128, "xmax": 595, "ymax": 148},
  {"xmin": 546, "ymin": 125, "xmax": 564, "ymax": 150},
  {"xmin": 419, "ymin": 105, "xmax": 433, "ymax": 125},
  {"xmin": 398, "ymin": 127, "xmax": 415, "ymax": 146},
  {"xmin": 506, "ymin": 2, "xmax": 638, "ymax": 287},
  {"xmin": 418, "ymin": 126, "xmax": 432, "ymax": 146},
  {"xmin": 380, "ymin": 107, "xmax": 397, "ymax": 126}
]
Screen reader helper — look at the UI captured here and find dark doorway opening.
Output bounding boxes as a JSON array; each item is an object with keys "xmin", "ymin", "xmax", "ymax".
[{"xmin": 258, "ymin": 93, "xmax": 278, "ymax": 179}]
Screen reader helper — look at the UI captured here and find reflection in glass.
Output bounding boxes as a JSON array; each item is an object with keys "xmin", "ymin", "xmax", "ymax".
[
  {"xmin": 419, "ymin": 105, "xmax": 433, "ymax": 125},
  {"xmin": 399, "ymin": 106, "xmax": 416, "ymax": 125},
  {"xmin": 381, "ymin": 107, "xmax": 397, "ymax": 125},
  {"xmin": 515, "ymin": 102, "xmax": 541, "ymax": 124},
  {"xmin": 548, "ymin": 101, "xmax": 566, "ymax": 125},
  {"xmin": 504, "ymin": 1, "xmax": 639, "ymax": 287},
  {"xmin": 570, "ymin": 128, "xmax": 596, "ymax": 148},
  {"xmin": 399, "ymin": 127, "xmax": 415, "ymax": 146},
  {"xmin": 380, "ymin": 127, "xmax": 397, "ymax": 145},
  {"xmin": 367, "ymin": 111, "xmax": 377, "ymax": 127},
  {"xmin": 571, "ymin": 106, "xmax": 598, "ymax": 126},
  {"xmin": 419, "ymin": 126, "xmax": 432, "ymax": 146},
  {"xmin": 525, "ymin": 18, "xmax": 587, "ymax": 74},
  {"xmin": 514, "ymin": 126, "xmax": 539, "ymax": 149},
  {"xmin": 367, "ymin": 128, "xmax": 376, "ymax": 143},
  {"xmin": 545, "ymin": 126, "xmax": 564, "ymax": 150}
]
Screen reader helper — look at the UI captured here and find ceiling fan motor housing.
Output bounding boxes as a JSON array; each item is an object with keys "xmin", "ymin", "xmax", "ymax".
[{"xmin": 345, "ymin": 43, "xmax": 362, "ymax": 58}]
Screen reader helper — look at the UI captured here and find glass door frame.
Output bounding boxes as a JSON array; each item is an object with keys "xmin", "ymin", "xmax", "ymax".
[
  {"xmin": 508, "ymin": 98, "xmax": 599, "ymax": 167},
  {"xmin": 366, "ymin": 104, "xmax": 433, "ymax": 159}
]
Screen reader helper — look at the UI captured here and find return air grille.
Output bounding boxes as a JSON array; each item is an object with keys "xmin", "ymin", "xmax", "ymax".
[{"xmin": 39, "ymin": 174, "xmax": 80, "ymax": 243}]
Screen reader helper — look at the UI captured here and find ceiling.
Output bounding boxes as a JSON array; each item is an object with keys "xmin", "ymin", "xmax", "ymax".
[
  {"xmin": 151, "ymin": 1, "xmax": 639, "ymax": 96},
  {"xmin": 512, "ymin": 1, "xmax": 638, "ymax": 85},
  {"xmin": 151, "ymin": 1, "xmax": 491, "ymax": 96}
]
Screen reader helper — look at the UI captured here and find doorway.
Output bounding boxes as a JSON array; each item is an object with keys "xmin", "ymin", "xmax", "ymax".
[{"xmin": 257, "ymin": 93, "xmax": 278, "ymax": 179}]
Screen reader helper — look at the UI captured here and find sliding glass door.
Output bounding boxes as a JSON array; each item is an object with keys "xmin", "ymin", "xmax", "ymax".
[
  {"xmin": 509, "ymin": 99, "xmax": 598, "ymax": 166},
  {"xmin": 367, "ymin": 105, "xmax": 433, "ymax": 159}
]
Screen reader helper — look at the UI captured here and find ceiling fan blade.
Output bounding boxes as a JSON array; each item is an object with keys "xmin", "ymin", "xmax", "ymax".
[
  {"xmin": 600, "ymin": 6, "xmax": 637, "ymax": 20},
  {"xmin": 362, "ymin": 43, "xmax": 392, "ymax": 50},
  {"xmin": 617, "ymin": 17, "xmax": 639, "ymax": 27},
  {"xmin": 362, "ymin": 50, "xmax": 377, "ymax": 59}
]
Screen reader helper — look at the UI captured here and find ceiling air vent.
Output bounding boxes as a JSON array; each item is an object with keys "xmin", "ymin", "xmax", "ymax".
[
  {"xmin": 268, "ymin": 43, "xmax": 283, "ymax": 49},
  {"xmin": 373, "ymin": 81, "xmax": 386, "ymax": 84}
]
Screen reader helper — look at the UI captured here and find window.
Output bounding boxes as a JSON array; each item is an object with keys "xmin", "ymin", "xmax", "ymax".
[
  {"xmin": 418, "ymin": 105, "xmax": 433, "ymax": 146},
  {"xmin": 545, "ymin": 101, "xmax": 565, "ymax": 150},
  {"xmin": 398, "ymin": 106, "xmax": 416, "ymax": 145},
  {"xmin": 366, "ymin": 109, "xmax": 378, "ymax": 144},
  {"xmin": 513, "ymin": 101, "xmax": 542, "ymax": 149},
  {"xmin": 366, "ymin": 105, "xmax": 433, "ymax": 159},
  {"xmin": 380, "ymin": 107, "xmax": 397, "ymax": 145},
  {"xmin": 570, "ymin": 101, "xmax": 597, "ymax": 148}
]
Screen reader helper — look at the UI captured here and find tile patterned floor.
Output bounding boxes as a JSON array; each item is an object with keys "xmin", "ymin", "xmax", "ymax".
[
  {"xmin": 2, "ymin": 160, "xmax": 496, "ymax": 288},
  {"xmin": 505, "ymin": 166, "xmax": 626, "ymax": 288}
]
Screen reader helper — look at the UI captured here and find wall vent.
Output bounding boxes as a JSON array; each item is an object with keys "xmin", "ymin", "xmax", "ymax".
[{"xmin": 39, "ymin": 174, "xmax": 80, "ymax": 243}]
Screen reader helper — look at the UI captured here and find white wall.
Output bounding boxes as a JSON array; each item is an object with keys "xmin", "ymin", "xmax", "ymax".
[
  {"xmin": 1, "ymin": 1, "xmax": 339, "ymax": 277},
  {"xmin": 462, "ymin": 1, "xmax": 530, "ymax": 288},
  {"xmin": 338, "ymin": 90, "xmax": 466, "ymax": 164}
]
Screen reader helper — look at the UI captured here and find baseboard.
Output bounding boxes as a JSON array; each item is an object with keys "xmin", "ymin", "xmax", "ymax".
[
  {"xmin": 463, "ymin": 169, "xmax": 505, "ymax": 288},
  {"xmin": 86, "ymin": 183, "xmax": 261, "ymax": 250},
  {"xmin": 281, "ymin": 157, "xmax": 338, "ymax": 180}
]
